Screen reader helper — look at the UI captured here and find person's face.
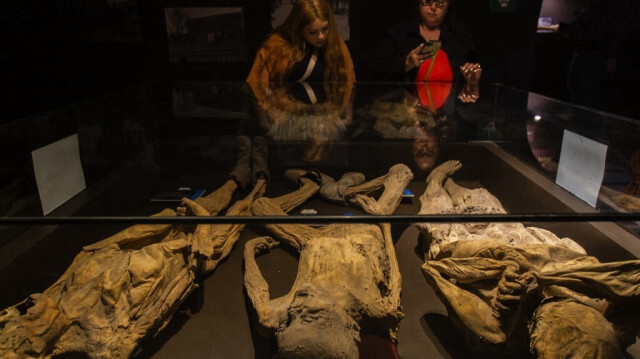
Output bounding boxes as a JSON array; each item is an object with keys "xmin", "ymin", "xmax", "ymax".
[
  {"xmin": 277, "ymin": 285, "xmax": 359, "ymax": 358},
  {"xmin": 419, "ymin": 0, "xmax": 449, "ymax": 29},
  {"xmin": 412, "ymin": 127, "xmax": 439, "ymax": 170},
  {"xmin": 303, "ymin": 18, "xmax": 330, "ymax": 48}
]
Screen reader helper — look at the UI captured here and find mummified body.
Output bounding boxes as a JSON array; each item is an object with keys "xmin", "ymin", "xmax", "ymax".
[
  {"xmin": 0, "ymin": 136, "xmax": 268, "ymax": 359},
  {"xmin": 244, "ymin": 164, "xmax": 413, "ymax": 358},
  {"xmin": 416, "ymin": 160, "xmax": 640, "ymax": 358}
]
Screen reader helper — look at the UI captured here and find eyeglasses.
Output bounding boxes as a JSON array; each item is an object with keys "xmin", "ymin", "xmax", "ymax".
[{"xmin": 421, "ymin": 0, "xmax": 448, "ymax": 8}]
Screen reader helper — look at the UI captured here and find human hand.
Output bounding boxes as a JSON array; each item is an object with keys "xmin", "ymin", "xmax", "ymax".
[
  {"xmin": 460, "ymin": 62, "xmax": 482, "ymax": 83},
  {"xmin": 457, "ymin": 82, "xmax": 479, "ymax": 103},
  {"xmin": 405, "ymin": 44, "xmax": 430, "ymax": 72},
  {"xmin": 494, "ymin": 265, "xmax": 525, "ymax": 312}
]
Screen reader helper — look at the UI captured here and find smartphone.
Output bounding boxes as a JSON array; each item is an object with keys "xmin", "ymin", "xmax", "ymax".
[{"xmin": 419, "ymin": 40, "xmax": 441, "ymax": 57}]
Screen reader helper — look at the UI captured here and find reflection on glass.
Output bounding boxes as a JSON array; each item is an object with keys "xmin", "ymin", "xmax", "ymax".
[
  {"xmin": 246, "ymin": 81, "xmax": 354, "ymax": 163},
  {"xmin": 526, "ymin": 116, "xmax": 562, "ymax": 173},
  {"xmin": 355, "ymin": 83, "xmax": 457, "ymax": 171}
]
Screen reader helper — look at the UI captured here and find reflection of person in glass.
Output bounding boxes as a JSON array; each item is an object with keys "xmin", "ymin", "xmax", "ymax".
[
  {"xmin": 250, "ymin": 81, "xmax": 354, "ymax": 164},
  {"xmin": 412, "ymin": 121, "xmax": 439, "ymax": 171},
  {"xmin": 358, "ymin": 83, "xmax": 455, "ymax": 171},
  {"xmin": 246, "ymin": 0, "xmax": 355, "ymax": 164},
  {"xmin": 408, "ymin": 84, "xmax": 454, "ymax": 171},
  {"xmin": 246, "ymin": 0, "xmax": 355, "ymax": 97},
  {"xmin": 371, "ymin": 0, "xmax": 480, "ymax": 102}
]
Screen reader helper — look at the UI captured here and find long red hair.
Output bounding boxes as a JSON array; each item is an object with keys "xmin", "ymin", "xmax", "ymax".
[{"xmin": 274, "ymin": 0, "xmax": 349, "ymax": 82}]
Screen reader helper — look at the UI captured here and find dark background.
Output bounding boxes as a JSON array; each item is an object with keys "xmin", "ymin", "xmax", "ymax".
[{"xmin": 3, "ymin": 0, "xmax": 640, "ymax": 124}]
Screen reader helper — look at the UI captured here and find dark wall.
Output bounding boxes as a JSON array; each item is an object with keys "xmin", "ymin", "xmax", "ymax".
[
  {"xmin": 348, "ymin": 0, "xmax": 417, "ymax": 82},
  {"xmin": 6, "ymin": 0, "xmax": 153, "ymax": 123},
  {"xmin": 463, "ymin": 0, "xmax": 543, "ymax": 90},
  {"xmin": 534, "ymin": 0, "xmax": 640, "ymax": 119},
  {"xmin": 4, "ymin": 0, "xmax": 272, "ymax": 124}
]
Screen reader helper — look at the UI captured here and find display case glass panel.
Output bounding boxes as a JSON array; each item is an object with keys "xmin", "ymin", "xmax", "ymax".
[{"xmin": 1, "ymin": 82, "xmax": 639, "ymax": 358}]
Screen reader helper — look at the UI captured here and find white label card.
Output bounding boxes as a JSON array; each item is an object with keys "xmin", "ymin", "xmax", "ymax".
[
  {"xmin": 32, "ymin": 134, "xmax": 86, "ymax": 215},
  {"xmin": 556, "ymin": 130, "xmax": 607, "ymax": 208}
]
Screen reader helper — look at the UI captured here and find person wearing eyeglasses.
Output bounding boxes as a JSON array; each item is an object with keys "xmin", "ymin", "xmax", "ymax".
[{"xmin": 370, "ymin": 0, "xmax": 481, "ymax": 87}]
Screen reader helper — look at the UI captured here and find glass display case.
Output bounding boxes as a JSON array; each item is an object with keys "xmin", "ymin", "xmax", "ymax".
[{"xmin": 1, "ymin": 81, "xmax": 639, "ymax": 358}]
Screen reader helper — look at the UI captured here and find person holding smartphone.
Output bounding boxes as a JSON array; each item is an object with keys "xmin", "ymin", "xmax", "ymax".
[{"xmin": 370, "ymin": 0, "xmax": 481, "ymax": 86}]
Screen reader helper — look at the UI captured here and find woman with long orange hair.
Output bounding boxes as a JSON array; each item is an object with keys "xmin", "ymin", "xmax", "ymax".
[
  {"xmin": 246, "ymin": 0, "xmax": 356, "ymax": 149},
  {"xmin": 247, "ymin": 0, "xmax": 355, "ymax": 87}
]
